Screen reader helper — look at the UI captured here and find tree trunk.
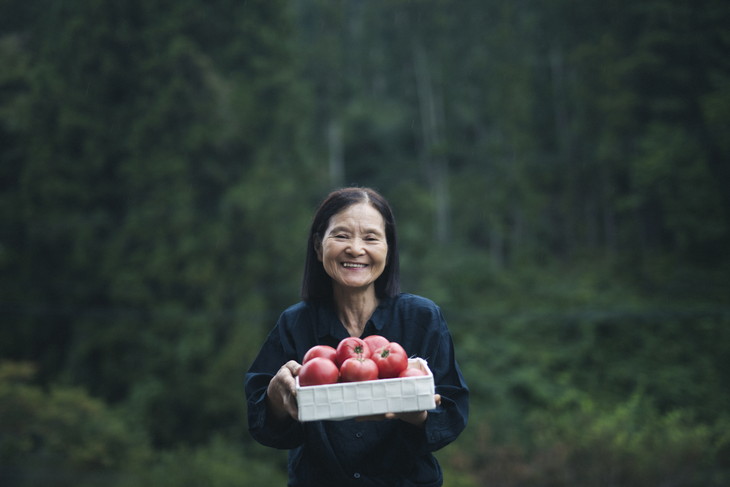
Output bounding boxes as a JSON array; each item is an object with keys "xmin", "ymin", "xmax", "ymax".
[
  {"xmin": 412, "ymin": 38, "xmax": 449, "ymax": 244},
  {"xmin": 327, "ymin": 118, "xmax": 344, "ymax": 188}
]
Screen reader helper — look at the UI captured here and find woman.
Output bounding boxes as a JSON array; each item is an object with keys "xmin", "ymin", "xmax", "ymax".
[{"xmin": 245, "ymin": 187, "xmax": 469, "ymax": 486}]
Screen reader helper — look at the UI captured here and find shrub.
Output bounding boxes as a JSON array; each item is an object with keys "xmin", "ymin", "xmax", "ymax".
[{"xmin": 0, "ymin": 361, "xmax": 150, "ymax": 487}]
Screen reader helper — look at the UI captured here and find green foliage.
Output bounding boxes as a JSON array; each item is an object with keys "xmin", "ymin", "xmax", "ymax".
[
  {"xmin": 126, "ymin": 437, "xmax": 288, "ymax": 487},
  {"xmin": 525, "ymin": 391, "xmax": 729, "ymax": 486},
  {"xmin": 0, "ymin": 362, "xmax": 288, "ymax": 486},
  {"xmin": 447, "ymin": 269, "xmax": 730, "ymax": 486},
  {"xmin": 0, "ymin": 361, "xmax": 150, "ymax": 486},
  {"xmin": 1, "ymin": 0, "xmax": 316, "ymax": 449},
  {"xmin": 633, "ymin": 123, "xmax": 726, "ymax": 251},
  {"xmin": 462, "ymin": 390, "xmax": 729, "ymax": 487}
]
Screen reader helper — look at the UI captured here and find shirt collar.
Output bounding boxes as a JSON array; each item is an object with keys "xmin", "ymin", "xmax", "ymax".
[
  {"xmin": 314, "ymin": 297, "xmax": 392, "ymax": 339},
  {"xmin": 368, "ymin": 298, "xmax": 391, "ymax": 332},
  {"xmin": 314, "ymin": 300, "xmax": 345, "ymax": 340}
]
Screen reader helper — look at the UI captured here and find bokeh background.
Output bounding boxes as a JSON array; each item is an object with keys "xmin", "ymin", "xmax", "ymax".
[{"xmin": 2, "ymin": 0, "xmax": 729, "ymax": 485}]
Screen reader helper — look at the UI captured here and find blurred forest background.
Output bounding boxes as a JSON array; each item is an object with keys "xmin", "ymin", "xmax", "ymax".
[{"xmin": 2, "ymin": 0, "xmax": 729, "ymax": 485}]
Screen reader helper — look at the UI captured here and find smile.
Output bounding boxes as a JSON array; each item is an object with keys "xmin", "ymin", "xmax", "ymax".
[{"xmin": 342, "ymin": 262, "xmax": 367, "ymax": 268}]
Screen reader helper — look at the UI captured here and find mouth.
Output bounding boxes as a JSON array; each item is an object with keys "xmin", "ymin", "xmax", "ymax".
[{"xmin": 341, "ymin": 262, "xmax": 368, "ymax": 269}]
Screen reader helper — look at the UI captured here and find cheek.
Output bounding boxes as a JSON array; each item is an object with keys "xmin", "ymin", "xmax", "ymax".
[{"xmin": 319, "ymin": 244, "xmax": 338, "ymax": 268}]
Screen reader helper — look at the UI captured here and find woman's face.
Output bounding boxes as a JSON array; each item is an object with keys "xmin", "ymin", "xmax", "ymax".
[{"xmin": 317, "ymin": 202, "xmax": 388, "ymax": 294}]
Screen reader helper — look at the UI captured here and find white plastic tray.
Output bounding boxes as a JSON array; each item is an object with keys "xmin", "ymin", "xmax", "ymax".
[{"xmin": 296, "ymin": 357, "xmax": 436, "ymax": 422}]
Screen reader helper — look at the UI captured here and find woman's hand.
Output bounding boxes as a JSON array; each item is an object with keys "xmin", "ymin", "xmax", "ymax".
[
  {"xmin": 266, "ymin": 361, "xmax": 301, "ymax": 422},
  {"xmin": 357, "ymin": 394, "xmax": 442, "ymax": 427}
]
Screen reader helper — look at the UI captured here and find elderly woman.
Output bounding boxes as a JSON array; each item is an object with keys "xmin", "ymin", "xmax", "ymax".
[{"xmin": 245, "ymin": 187, "xmax": 469, "ymax": 487}]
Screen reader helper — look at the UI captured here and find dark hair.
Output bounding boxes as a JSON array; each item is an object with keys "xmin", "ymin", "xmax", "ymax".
[{"xmin": 301, "ymin": 187, "xmax": 400, "ymax": 301}]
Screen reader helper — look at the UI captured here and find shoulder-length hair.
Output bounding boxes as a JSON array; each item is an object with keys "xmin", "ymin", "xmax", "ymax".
[{"xmin": 301, "ymin": 187, "xmax": 400, "ymax": 301}]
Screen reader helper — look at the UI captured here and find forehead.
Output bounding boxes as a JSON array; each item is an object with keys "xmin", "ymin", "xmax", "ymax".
[{"xmin": 327, "ymin": 203, "xmax": 385, "ymax": 232}]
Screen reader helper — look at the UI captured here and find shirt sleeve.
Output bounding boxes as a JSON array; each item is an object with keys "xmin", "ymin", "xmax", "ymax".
[
  {"xmin": 244, "ymin": 313, "xmax": 306, "ymax": 450},
  {"xmin": 406, "ymin": 302, "xmax": 469, "ymax": 453}
]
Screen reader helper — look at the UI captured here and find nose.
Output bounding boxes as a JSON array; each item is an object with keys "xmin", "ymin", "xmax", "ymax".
[{"xmin": 347, "ymin": 238, "xmax": 365, "ymax": 255}]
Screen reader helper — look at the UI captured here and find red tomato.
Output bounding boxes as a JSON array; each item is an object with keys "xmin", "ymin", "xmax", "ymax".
[
  {"xmin": 298, "ymin": 357, "xmax": 339, "ymax": 386},
  {"xmin": 399, "ymin": 367, "xmax": 428, "ymax": 378},
  {"xmin": 303, "ymin": 345, "xmax": 337, "ymax": 364},
  {"xmin": 339, "ymin": 357, "xmax": 379, "ymax": 382},
  {"xmin": 363, "ymin": 334, "xmax": 389, "ymax": 353},
  {"xmin": 335, "ymin": 337, "xmax": 371, "ymax": 367},
  {"xmin": 372, "ymin": 342, "xmax": 409, "ymax": 378}
]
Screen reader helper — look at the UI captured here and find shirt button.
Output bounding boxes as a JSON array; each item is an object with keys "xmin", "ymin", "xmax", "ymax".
[
  {"xmin": 354, "ymin": 473, "xmax": 361, "ymax": 479},
  {"xmin": 355, "ymin": 432, "xmax": 362, "ymax": 438}
]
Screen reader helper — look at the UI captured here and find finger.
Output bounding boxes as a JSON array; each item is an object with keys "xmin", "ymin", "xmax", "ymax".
[
  {"xmin": 284, "ymin": 360, "xmax": 302, "ymax": 376},
  {"xmin": 434, "ymin": 394, "xmax": 442, "ymax": 407}
]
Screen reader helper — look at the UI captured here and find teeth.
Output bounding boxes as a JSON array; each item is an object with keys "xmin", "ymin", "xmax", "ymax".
[{"xmin": 342, "ymin": 263, "xmax": 366, "ymax": 268}]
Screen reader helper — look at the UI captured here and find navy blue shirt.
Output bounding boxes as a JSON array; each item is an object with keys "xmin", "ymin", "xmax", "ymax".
[{"xmin": 245, "ymin": 293, "xmax": 469, "ymax": 487}]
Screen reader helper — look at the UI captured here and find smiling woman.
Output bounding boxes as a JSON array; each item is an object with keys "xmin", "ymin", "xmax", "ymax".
[
  {"xmin": 244, "ymin": 187, "xmax": 469, "ymax": 487},
  {"xmin": 316, "ymin": 202, "xmax": 389, "ymax": 299},
  {"xmin": 302, "ymin": 187, "xmax": 401, "ymax": 303}
]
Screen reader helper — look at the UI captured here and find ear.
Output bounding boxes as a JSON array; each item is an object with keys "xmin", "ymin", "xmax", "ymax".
[{"xmin": 314, "ymin": 235, "xmax": 323, "ymax": 262}]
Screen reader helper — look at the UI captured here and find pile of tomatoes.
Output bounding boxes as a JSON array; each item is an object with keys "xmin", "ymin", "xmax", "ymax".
[{"xmin": 298, "ymin": 335, "xmax": 428, "ymax": 386}]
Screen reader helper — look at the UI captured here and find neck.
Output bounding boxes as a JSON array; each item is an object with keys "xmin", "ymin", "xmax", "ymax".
[{"xmin": 333, "ymin": 286, "xmax": 379, "ymax": 337}]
